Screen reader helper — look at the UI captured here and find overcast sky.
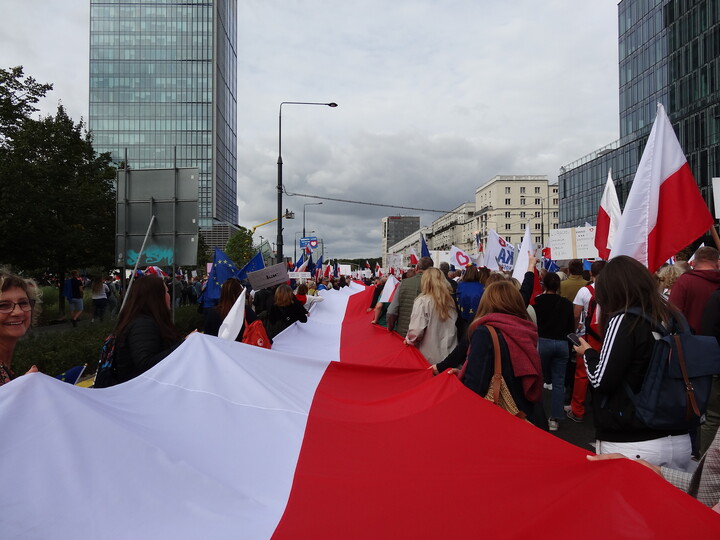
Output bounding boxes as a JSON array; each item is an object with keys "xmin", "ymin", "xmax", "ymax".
[{"xmin": 0, "ymin": 1, "xmax": 620, "ymax": 259}]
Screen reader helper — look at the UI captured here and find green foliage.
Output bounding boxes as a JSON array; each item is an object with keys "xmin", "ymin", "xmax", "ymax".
[
  {"xmin": 0, "ymin": 66, "xmax": 53, "ymax": 144},
  {"xmin": 0, "ymin": 104, "xmax": 116, "ymax": 272},
  {"xmin": 225, "ymin": 226, "xmax": 255, "ymax": 267}
]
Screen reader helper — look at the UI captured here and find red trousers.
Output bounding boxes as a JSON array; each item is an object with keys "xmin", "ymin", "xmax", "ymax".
[{"xmin": 571, "ymin": 335, "xmax": 601, "ymax": 418}]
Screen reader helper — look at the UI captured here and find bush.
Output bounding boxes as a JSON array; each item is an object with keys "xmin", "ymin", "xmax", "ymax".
[{"xmin": 12, "ymin": 306, "xmax": 204, "ymax": 378}]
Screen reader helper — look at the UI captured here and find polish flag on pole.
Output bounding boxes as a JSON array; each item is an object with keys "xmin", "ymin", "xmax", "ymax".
[
  {"xmin": 375, "ymin": 261, "xmax": 382, "ymax": 277},
  {"xmin": 408, "ymin": 246, "xmax": 419, "ymax": 266},
  {"xmin": 377, "ymin": 274, "xmax": 400, "ymax": 303},
  {"xmin": 610, "ymin": 104, "xmax": 713, "ymax": 272},
  {"xmin": 594, "ymin": 169, "xmax": 621, "ymax": 260},
  {"xmin": 3, "ymin": 281, "xmax": 718, "ymax": 538}
]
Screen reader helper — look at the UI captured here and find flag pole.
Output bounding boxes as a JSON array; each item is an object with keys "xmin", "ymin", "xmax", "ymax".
[{"xmin": 709, "ymin": 224, "xmax": 720, "ymax": 250}]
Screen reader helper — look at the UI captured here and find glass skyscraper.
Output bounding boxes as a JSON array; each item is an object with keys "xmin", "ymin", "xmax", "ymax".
[
  {"xmin": 560, "ymin": 0, "xmax": 720, "ymax": 230},
  {"xmin": 89, "ymin": 0, "xmax": 238, "ymax": 228}
]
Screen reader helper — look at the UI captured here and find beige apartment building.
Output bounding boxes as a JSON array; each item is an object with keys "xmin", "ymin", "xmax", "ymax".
[{"xmin": 475, "ymin": 175, "xmax": 559, "ymax": 250}]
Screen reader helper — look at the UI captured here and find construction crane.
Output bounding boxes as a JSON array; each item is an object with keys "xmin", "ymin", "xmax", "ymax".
[{"xmin": 251, "ymin": 209, "xmax": 295, "ymax": 234}]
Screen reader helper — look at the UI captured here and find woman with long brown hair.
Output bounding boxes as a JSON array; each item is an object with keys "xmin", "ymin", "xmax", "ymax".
[
  {"xmin": 574, "ymin": 255, "xmax": 691, "ymax": 469},
  {"xmin": 461, "ymin": 280, "xmax": 543, "ymax": 421},
  {"xmin": 267, "ymin": 284, "xmax": 307, "ymax": 338},
  {"xmin": 203, "ymin": 278, "xmax": 257, "ymax": 340},
  {"xmin": 110, "ymin": 275, "xmax": 183, "ymax": 385},
  {"xmin": 405, "ymin": 267, "xmax": 458, "ymax": 364}
]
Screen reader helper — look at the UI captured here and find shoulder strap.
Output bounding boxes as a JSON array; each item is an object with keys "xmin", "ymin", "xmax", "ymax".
[{"xmin": 486, "ymin": 325, "xmax": 503, "ymax": 406}]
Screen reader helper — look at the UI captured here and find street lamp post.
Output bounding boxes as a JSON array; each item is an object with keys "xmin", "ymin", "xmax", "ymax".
[
  {"xmin": 303, "ymin": 202, "xmax": 323, "ymax": 237},
  {"xmin": 277, "ymin": 101, "xmax": 337, "ymax": 264}
]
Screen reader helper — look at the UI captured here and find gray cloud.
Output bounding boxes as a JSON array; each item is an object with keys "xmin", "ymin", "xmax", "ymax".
[{"xmin": 1, "ymin": 1, "xmax": 620, "ymax": 258}]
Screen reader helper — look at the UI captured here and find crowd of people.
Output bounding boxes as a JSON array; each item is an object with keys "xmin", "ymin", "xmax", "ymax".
[{"xmin": 1, "ymin": 247, "xmax": 720, "ymax": 511}]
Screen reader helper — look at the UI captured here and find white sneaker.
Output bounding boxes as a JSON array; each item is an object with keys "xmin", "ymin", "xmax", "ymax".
[
  {"xmin": 543, "ymin": 383, "xmax": 553, "ymax": 390},
  {"xmin": 563, "ymin": 405, "xmax": 572, "ymax": 413},
  {"xmin": 548, "ymin": 418, "xmax": 559, "ymax": 431}
]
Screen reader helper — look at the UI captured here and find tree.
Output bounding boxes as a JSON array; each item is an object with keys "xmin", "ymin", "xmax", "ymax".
[
  {"xmin": 0, "ymin": 66, "xmax": 53, "ymax": 145},
  {"xmin": 0, "ymin": 104, "xmax": 116, "ymax": 274},
  {"xmin": 225, "ymin": 227, "xmax": 255, "ymax": 267}
]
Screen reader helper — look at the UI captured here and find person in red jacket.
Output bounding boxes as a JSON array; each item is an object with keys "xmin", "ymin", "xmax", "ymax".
[{"xmin": 669, "ymin": 246, "xmax": 720, "ymax": 334}]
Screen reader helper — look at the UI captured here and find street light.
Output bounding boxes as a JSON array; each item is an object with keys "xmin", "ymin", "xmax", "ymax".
[
  {"xmin": 277, "ymin": 101, "xmax": 337, "ymax": 264},
  {"xmin": 303, "ymin": 202, "xmax": 323, "ymax": 237}
]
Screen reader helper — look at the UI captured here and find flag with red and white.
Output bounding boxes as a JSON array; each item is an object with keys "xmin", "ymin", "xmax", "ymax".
[
  {"xmin": 408, "ymin": 247, "xmax": 419, "ymax": 266},
  {"xmin": 688, "ymin": 242, "xmax": 705, "ymax": 267},
  {"xmin": 594, "ymin": 169, "xmax": 621, "ymax": 260},
  {"xmin": 375, "ymin": 261, "xmax": 382, "ymax": 277},
  {"xmin": 2, "ymin": 281, "xmax": 717, "ymax": 538},
  {"xmin": 449, "ymin": 245, "xmax": 473, "ymax": 269},
  {"xmin": 144, "ymin": 265, "xmax": 168, "ymax": 277},
  {"xmin": 610, "ymin": 104, "xmax": 713, "ymax": 272},
  {"xmin": 377, "ymin": 274, "xmax": 400, "ymax": 303}
]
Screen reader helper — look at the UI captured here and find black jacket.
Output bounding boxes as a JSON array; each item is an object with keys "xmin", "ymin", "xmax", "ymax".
[
  {"xmin": 267, "ymin": 299, "xmax": 307, "ymax": 338},
  {"xmin": 584, "ymin": 311, "xmax": 687, "ymax": 442},
  {"xmin": 114, "ymin": 315, "xmax": 181, "ymax": 384}
]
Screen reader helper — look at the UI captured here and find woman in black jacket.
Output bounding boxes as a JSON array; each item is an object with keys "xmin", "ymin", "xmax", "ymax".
[
  {"xmin": 574, "ymin": 256, "xmax": 691, "ymax": 469},
  {"xmin": 534, "ymin": 272, "xmax": 575, "ymax": 431},
  {"xmin": 267, "ymin": 284, "xmax": 307, "ymax": 338},
  {"xmin": 112, "ymin": 275, "xmax": 183, "ymax": 385}
]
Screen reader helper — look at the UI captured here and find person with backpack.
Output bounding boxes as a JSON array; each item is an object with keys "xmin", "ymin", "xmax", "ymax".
[
  {"xmin": 567, "ymin": 260, "xmax": 606, "ymax": 423},
  {"xmin": 573, "ymin": 256, "xmax": 692, "ymax": 469},
  {"xmin": 99, "ymin": 275, "xmax": 183, "ymax": 387}
]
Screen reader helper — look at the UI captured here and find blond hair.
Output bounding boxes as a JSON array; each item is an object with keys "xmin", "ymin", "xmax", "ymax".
[{"xmin": 419, "ymin": 267, "xmax": 455, "ymax": 320}]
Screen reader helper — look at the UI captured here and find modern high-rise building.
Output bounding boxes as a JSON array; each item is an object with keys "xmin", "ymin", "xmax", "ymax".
[
  {"xmin": 89, "ymin": 0, "xmax": 238, "ymax": 229},
  {"xmin": 381, "ymin": 216, "xmax": 420, "ymax": 262},
  {"xmin": 560, "ymin": 1, "xmax": 720, "ymax": 229}
]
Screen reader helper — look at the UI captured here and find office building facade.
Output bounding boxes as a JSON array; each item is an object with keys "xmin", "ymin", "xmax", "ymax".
[
  {"xmin": 560, "ymin": 0, "xmax": 720, "ymax": 228},
  {"xmin": 381, "ymin": 216, "xmax": 420, "ymax": 265},
  {"xmin": 89, "ymin": 0, "xmax": 238, "ymax": 229}
]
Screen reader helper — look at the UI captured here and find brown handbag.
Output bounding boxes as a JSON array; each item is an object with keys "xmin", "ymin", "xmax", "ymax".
[{"xmin": 459, "ymin": 325, "xmax": 527, "ymax": 420}]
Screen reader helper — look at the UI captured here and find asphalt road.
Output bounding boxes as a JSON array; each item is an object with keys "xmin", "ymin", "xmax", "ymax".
[{"xmin": 542, "ymin": 387, "xmax": 597, "ymax": 453}]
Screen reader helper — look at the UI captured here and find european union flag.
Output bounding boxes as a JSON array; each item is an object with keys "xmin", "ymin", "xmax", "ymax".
[
  {"xmin": 201, "ymin": 249, "xmax": 240, "ymax": 308},
  {"xmin": 306, "ymin": 254, "xmax": 316, "ymax": 275},
  {"xmin": 421, "ymin": 233, "xmax": 431, "ymax": 258},
  {"xmin": 238, "ymin": 252, "xmax": 265, "ymax": 282}
]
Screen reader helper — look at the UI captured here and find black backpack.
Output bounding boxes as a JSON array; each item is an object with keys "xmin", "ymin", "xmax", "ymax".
[
  {"xmin": 622, "ymin": 308, "xmax": 720, "ymax": 430},
  {"xmin": 93, "ymin": 334, "xmax": 117, "ymax": 388}
]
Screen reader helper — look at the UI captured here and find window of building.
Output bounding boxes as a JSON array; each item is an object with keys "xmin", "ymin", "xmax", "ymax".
[
  {"xmin": 505, "ymin": 223, "xmax": 511, "ymax": 230},
  {"xmin": 505, "ymin": 211, "xmax": 511, "ymax": 219},
  {"xmin": 505, "ymin": 198, "xmax": 511, "ymax": 205},
  {"xmin": 553, "ymin": 198, "xmax": 558, "ymax": 205},
  {"xmin": 520, "ymin": 198, "xmax": 526, "ymax": 205},
  {"xmin": 553, "ymin": 211, "xmax": 558, "ymax": 218},
  {"xmin": 534, "ymin": 187, "xmax": 541, "ymax": 194},
  {"xmin": 520, "ymin": 223, "xmax": 526, "ymax": 230},
  {"xmin": 535, "ymin": 236, "xmax": 541, "ymax": 243},
  {"xmin": 520, "ymin": 187, "xmax": 526, "ymax": 194},
  {"xmin": 535, "ymin": 211, "xmax": 540, "ymax": 218},
  {"xmin": 553, "ymin": 223, "xmax": 558, "ymax": 229},
  {"xmin": 534, "ymin": 223, "xmax": 541, "ymax": 230},
  {"xmin": 520, "ymin": 211, "xmax": 526, "ymax": 219},
  {"xmin": 505, "ymin": 236, "xmax": 512, "ymax": 243},
  {"xmin": 534, "ymin": 198, "xmax": 540, "ymax": 205},
  {"xmin": 505, "ymin": 187, "xmax": 511, "ymax": 194},
  {"xmin": 553, "ymin": 188, "xmax": 558, "ymax": 193}
]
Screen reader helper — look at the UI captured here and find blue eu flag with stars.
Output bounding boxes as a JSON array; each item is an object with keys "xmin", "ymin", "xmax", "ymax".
[{"xmin": 201, "ymin": 249, "xmax": 240, "ymax": 308}]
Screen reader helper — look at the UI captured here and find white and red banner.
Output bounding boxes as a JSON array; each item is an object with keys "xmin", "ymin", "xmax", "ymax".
[
  {"xmin": 1, "ymin": 281, "xmax": 718, "ymax": 537},
  {"xmin": 449, "ymin": 245, "xmax": 473, "ymax": 269},
  {"xmin": 484, "ymin": 229, "xmax": 515, "ymax": 271},
  {"xmin": 594, "ymin": 169, "xmax": 621, "ymax": 260},
  {"xmin": 610, "ymin": 104, "xmax": 713, "ymax": 272}
]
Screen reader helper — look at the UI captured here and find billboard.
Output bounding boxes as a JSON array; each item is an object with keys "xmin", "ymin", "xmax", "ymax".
[{"xmin": 116, "ymin": 168, "xmax": 199, "ymax": 267}]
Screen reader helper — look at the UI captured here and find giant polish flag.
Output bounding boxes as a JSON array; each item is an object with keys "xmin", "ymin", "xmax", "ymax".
[
  {"xmin": 610, "ymin": 104, "xmax": 713, "ymax": 272},
  {"xmin": 2, "ymin": 283, "xmax": 719, "ymax": 538},
  {"xmin": 594, "ymin": 169, "xmax": 621, "ymax": 260}
]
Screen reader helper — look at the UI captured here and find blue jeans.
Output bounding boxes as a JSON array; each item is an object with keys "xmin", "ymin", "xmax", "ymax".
[{"xmin": 538, "ymin": 338, "xmax": 570, "ymax": 419}]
